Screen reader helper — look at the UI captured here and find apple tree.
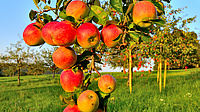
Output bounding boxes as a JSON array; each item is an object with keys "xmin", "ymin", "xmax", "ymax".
[
  {"xmin": 24, "ymin": 0, "xmax": 168, "ymax": 111},
  {"xmin": 1, "ymin": 40, "xmax": 30, "ymax": 85},
  {"xmin": 149, "ymin": 4, "xmax": 198, "ymax": 92}
]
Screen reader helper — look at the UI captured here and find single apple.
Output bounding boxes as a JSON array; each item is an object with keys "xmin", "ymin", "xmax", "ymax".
[
  {"xmin": 23, "ymin": 22, "xmax": 45, "ymax": 46},
  {"xmin": 52, "ymin": 47, "xmax": 77, "ymax": 69},
  {"xmin": 77, "ymin": 90, "xmax": 99, "ymax": 112},
  {"xmin": 77, "ymin": 23, "xmax": 100, "ymax": 49},
  {"xmin": 60, "ymin": 69, "xmax": 84, "ymax": 92},
  {"xmin": 66, "ymin": 0, "xmax": 89, "ymax": 21},
  {"xmin": 63, "ymin": 104, "xmax": 81, "ymax": 112},
  {"xmin": 101, "ymin": 24, "xmax": 123, "ymax": 48},
  {"xmin": 98, "ymin": 74, "xmax": 117, "ymax": 93},
  {"xmin": 132, "ymin": 1, "xmax": 157, "ymax": 28},
  {"xmin": 41, "ymin": 21, "xmax": 58, "ymax": 46},
  {"xmin": 51, "ymin": 22, "xmax": 77, "ymax": 47}
]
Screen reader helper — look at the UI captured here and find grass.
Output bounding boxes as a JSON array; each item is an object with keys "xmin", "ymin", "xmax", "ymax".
[{"xmin": 0, "ymin": 68, "xmax": 200, "ymax": 112}]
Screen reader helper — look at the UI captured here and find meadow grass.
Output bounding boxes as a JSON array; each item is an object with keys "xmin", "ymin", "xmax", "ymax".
[{"xmin": 0, "ymin": 68, "xmax": 200, "ymax": 112}]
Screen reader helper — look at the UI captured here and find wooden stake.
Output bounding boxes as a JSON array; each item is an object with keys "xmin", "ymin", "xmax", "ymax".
[
  {"xmin": 129, "ymin": 48, "xmax": 132, "ymax": 93},
  {"xmin": 157, "ymin": 64, "xmax": 160, "ymax": 83},
  {"xmin": 159, "ymin": 60, "xmax": 162, "ymax": 92},
  {"xmin": 164, "ymin": 60, "xmax": 167, "ymax": 88}
]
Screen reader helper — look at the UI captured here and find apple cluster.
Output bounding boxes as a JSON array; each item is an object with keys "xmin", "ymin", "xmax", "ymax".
[{"xmin": 22, "ymin": 0, "xmax": 162, "ymax": 111}]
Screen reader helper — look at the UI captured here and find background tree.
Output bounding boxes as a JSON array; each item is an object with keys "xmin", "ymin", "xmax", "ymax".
[{"xmin": 1, "ymin": 40, "xmax": 30, "ymax": 85}]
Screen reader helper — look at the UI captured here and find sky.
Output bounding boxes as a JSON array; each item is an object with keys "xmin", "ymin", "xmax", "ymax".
[{"xmin": 0, "ymin": 0, "xmax": 199, "ymax": 72}]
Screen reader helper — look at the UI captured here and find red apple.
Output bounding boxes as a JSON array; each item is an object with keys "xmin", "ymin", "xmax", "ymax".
[
  {"xmin": 66, "ymin": 0, "xmax": 89, "ymax": 21},
  {"xmin": 98, "ymin": 74, "xmax": 117, "ymax": 93},
  {"xmin": 63, "ymin": 104, "xmax": 80, "ymax": 112},
  {"xmin": 77, "ymin": 90, "xmax": 99, "ymax": 112},
  {"xmin": 52, "ymin": 47, "xmax": 77, "ymax": 69},
  {"xmin": 132, "ymin": 1, "xmax": 157, "ymax": 28},
  {"xmin": 23, "ymin": 22, "xmax": 45, "ymax": 46},
  {"xmin": 101, "ymin": 24, "xmax": 123, "ymax": 48},
  {"xmin": 51, "ymin": 22, "xmax": 77, "ymax": 47},
  {"xmin": 60, "ymin": 69, "xmax": 84, "ymax": 92},
  {"xmin": 41, "ymin": 21, "xmax": 58, "ymax": 46},
  {"xmin": 77, "ymin": 23, "xmax": 100, "ymax": 49}
]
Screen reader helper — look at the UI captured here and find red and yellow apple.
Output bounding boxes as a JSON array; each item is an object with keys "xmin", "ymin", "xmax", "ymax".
[
  {"xmin": 132, "ymin": 1, "xmax": 157, "ymax": 28},
  {"xmin": 41, "ymin": 21, "xmax": 58, "ymax": 46},
  {"xmin": 98, "ymin": 74, "xmax": 117, "ymax": 93},
  {"xmin": 77, "ymin": 90, "xmax": 99, "ymax": 112},
  {"xmin": 66, "ymin": 0, "xmax": 89, "ymax": 21},
  {"xmin": 60, "ymin": 69, "xmax": 84, "ymax": 92},
  {"xmin": 77, "ymin": 23, "xmax": 100, "ymax": 49},
  {"xmin": 51, "ymin": 22, "xmax": 77, "ymax": 47},
  {"xmin": 52, "ymin": 47, "xmax": 77, "ymax": 69},
  {"xmin": 101, "ymin": 24, "xmax": 123, "ymax": 48},
  {"xmin": 63, "ymin": 104, "xmax": 80, "ymax": 112},
  {"xmin": 23, "ymin": 22, "xmax": 45, "ymax": 46}
]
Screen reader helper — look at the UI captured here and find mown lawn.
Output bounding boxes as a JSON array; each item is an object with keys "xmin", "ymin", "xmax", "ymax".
[{"xmin": 0, "ymin": 68, "xmax": 200, "ymax": 112}]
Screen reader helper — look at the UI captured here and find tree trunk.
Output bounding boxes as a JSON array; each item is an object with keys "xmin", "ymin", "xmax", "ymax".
[
  {"xmin": 53, "ymin": 69, "xmax": 55, "ymax": 78},
  {"xmin": 123, "ymin": 65, "xmax": 126, "ymax": 74},
  {"xmin": 157, "ymin": 64, "xmax": 160, "ymax": 83},
  {"xmin": 128, "ymin": 48, "xmax": 132, "ymax": 93},
  {"xmin": 18, "ymin": 68, "xmax": 21, "ymax": 86}
]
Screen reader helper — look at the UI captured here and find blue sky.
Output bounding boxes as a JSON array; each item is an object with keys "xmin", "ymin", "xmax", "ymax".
[{"xmin": 0, "ymin": 0, "xmax": 199, "ymax": 72}]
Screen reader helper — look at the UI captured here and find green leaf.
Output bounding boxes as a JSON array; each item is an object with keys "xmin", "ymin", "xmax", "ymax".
[
  {"xmin": 65, "ymin": 16, "xmax": 75, "ymax": 23},
  {"xmin": 29, "ymin": 10, "xmax": 37, "ymax": 21},
  {"xmin": 141, "ymin": 35, "xmax": 151, "ymax": 42},
  {"xmin": 91, "ymin": 5, "xmax": 109, "ymax": 25},
  {"xmin": 59, "ymin": 10, "xmax": 68, "ymax": 19},
  {"xmin": 77, "ymin": 51, "xmax": 93, "ymax": 62},
  {"xmin": 151, "ymin": 19, "xmax": 165, "ymax": 27},
  {"xmin": 128, "ymin": 31, "xmax": 139, "ymax": 42},
  {"xmin": 83, "ymin": 73, "xmax": 91, "ymax": 85},
  {"xmin": 125, "ymin": 3, "xmax": 134, "ymax": 15},
  {"xmin": 43, "ymin": 14, "xmax": 53, "ymax": 21},
  {"xmin": 128, "ymin": 22, "xmax": 135, "ymax": 29},
  {"xmin": 110, "ymin": 0, "xmax": 123, "ymax": 13},
  {"xmin": 59, "ymin": 95, "xmax": 75, "ymax": 105},
  {"xmin": 42, "ymin": 14, "xmax": 53, "ymax": 23},
  {"xmin": 153, "ymin": 2, "xmax": 165, "ymax": 15}
]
